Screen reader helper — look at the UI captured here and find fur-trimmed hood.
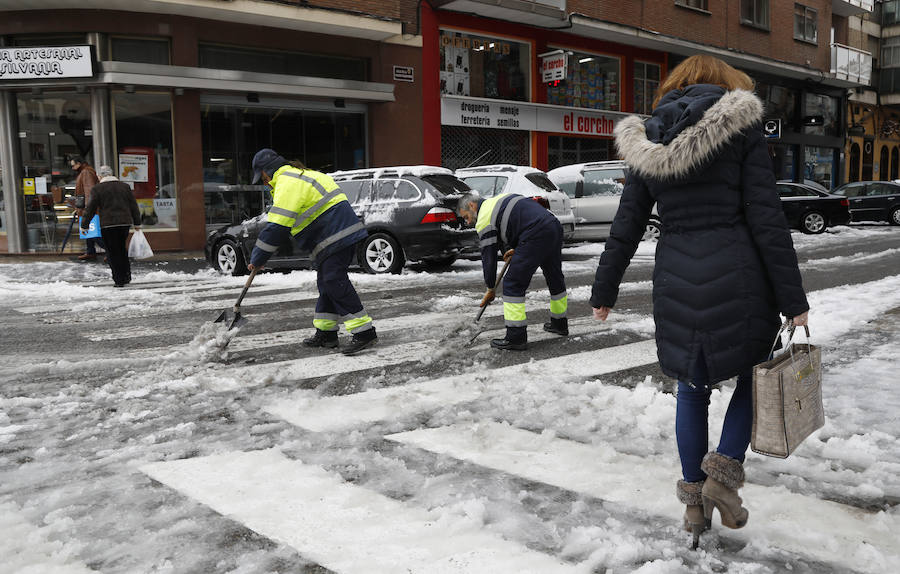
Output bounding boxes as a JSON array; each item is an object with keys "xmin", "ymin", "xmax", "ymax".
[{"xmin": 614, "ymin": 84, "xmax": 763, "ymax": 180}]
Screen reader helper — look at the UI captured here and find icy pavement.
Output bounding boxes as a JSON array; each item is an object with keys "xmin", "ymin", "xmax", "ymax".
[{"xmin": 1, "ymin": 226, "xmax": 900, "ymax": 574}]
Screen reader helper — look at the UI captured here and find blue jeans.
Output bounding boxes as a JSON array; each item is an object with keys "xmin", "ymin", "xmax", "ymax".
[{"xmin": 675, "ymin": 353, "xmax": 753, "ymax": 483}]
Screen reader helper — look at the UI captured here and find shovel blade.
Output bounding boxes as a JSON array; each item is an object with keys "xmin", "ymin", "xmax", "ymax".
[
  {"xmin": 228, "ymin": 312, "xmax": 247, "ymax": 331},
  {"xmin": 214, "ymin": 309, "xmax": 233, "ymax": 324}
]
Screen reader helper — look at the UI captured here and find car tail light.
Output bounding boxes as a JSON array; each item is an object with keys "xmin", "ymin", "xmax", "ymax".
[
  {"xmin": 840, "ymin": 198, "xmax": 850, "ymax": 207},
  {"xmin": 421, "ymin": 207, "xmax": 457, "ymax": 224},
  {"xmin": 531, "ymin": 196, "xmax": 551, "ymax": 209}
]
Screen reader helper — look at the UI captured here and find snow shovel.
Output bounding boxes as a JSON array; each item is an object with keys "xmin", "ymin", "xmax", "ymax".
[
  {"xmin": 214, "ymin": 267, "xmax": 259, "ymax": 330},
  {"xmin": 468, "ymin": 250, "xmax": 514, "ymax": 345}
]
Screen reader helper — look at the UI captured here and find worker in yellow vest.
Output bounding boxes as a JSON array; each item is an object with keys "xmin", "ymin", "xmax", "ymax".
[
  {"xmin": 457, "ymin": 190, "xmax": 568, "ymax": 350},
  {"xmin": 247, "ymin": 148, "xmax": 376, "ymax": 355}
]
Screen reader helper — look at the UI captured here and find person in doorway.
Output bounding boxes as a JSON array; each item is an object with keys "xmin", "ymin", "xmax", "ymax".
[
  {"xmin": 81, "ymin": 165, "xmax": 141, "ymax": 287},
  {"xmin": 70, "ymin": 155, "xmax": 104, "ymax": 261},
  {"xmin": 589, "ymin": 55, "xmax": 809, "ymax": 547},
  {"xmin": 457, "ymin": 190, "xmax": 568, "ymax": 350},
  {"xmin": 246, "ymin": 149, "xmax": 377, "ymax": 356}
]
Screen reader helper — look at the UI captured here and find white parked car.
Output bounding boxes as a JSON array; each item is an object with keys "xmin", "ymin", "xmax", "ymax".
[
  {"xmin": 547, "ymin": 160, "xmax": 661, "ymax": 241},
  {"xmin": 455, "ymin": 164, "xmax": 577, "ymax": 241}
]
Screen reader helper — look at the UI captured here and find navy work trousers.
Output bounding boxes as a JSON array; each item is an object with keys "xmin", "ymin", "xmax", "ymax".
[
  {"xmin": 675, "ymin": 352, "xmax": 753, "ymax": 482},
  {"xmin": 315, "ymin": 243, "xmax": 365, "ymax": 319},
  {"xmin": 502, "ymin": 219, "xmax": 566, "ymax": 299}
]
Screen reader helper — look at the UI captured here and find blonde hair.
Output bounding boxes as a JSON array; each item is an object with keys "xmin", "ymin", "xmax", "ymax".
[{"xmin": 653, "ymin": 55, "xmax": 754, "ymax": 108}]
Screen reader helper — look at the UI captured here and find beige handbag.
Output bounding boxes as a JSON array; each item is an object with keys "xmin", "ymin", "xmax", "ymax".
[{"xmin": 751, "ymin": 322, "xmax": 824, "ymax": 458}]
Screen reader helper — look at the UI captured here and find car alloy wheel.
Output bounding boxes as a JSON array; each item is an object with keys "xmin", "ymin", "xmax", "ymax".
[
  {"xmin": 801, "ymin": 211, "xmax": 826, "ymax": 234},
  {"xmin": 643, "ymin": 220, "xmax": 662, "ymax": 241},
  {"xmin": 361, "ymin": 232, "xmax": 404, "ymax": 274},
  {"xmin": 891, "ymin": 207, "xmax": 900, "ymax": 226},
  {"xmin": 215, "ymin": 240, "xmax": 247, "ymax": 276}
]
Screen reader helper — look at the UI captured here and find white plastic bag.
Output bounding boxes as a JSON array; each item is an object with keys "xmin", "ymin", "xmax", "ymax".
[{"xmin": 128, "ymin": 229, "xmax": 154, "ymax": 259}]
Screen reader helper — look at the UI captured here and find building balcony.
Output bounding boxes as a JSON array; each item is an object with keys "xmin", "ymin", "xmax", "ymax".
[
  {"xmin": 831, "ymin": 43, "xmax": 872, "ymax": 85},
  {"xmin": 832, "ymin": 0, "xmax": 874, "ymax": 17},
  {"xmin": 432, "ymin": 0, "xmax": 567, "ymax": 27}
]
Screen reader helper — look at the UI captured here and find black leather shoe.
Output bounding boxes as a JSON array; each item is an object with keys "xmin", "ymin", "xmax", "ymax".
[
  {"xmin": 303, "ymin": 329, "xmax": 339, "ymax": 349},
  {"xmin": 490, "ymin": 338, "xmax": 528, "ymax": 351},
  {"xmin": 342, "ymin": 327, "xmax": 377, "ymax": 355},
  {"xmin": 543, "ymin": 317, "xmax": 569, "ymax": 336}
]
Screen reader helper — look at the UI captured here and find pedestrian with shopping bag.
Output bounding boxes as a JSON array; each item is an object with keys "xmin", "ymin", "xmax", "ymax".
[
  {"xmin": 81, "ymin": 165, "xmax": 142, "ymax": 287},
  {"xmin": 590, "ymin": 55, "xmax": 810, "ymax": 548}
]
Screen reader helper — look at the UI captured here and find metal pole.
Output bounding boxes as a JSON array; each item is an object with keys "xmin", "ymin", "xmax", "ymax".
[
  {"xmin": 91, "ymin": 86, "xmax": 112, "ymax": 167},
  {"xmin": 0, "ymin": 90, "xmax": 27, "ymax": 253}
]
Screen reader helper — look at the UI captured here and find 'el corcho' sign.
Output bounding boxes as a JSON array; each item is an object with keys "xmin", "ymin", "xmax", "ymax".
[{"xmin": 0, "ymin": 46, "xmax": 93, "ymax": 80}]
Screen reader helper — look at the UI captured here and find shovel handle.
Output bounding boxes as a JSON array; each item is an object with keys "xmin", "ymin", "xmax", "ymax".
[
  {"xmin": 474, "ymin": 255, "xmax": 513, "ymax": 322},
  {"xmin": 233, "ymin": 268, "xmax": 259, "ymax": 311}
]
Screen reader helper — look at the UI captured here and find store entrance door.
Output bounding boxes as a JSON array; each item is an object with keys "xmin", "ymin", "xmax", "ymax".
[{"xmin": 16, "ymin": 91, "xmax": 93, "ymax": 252}]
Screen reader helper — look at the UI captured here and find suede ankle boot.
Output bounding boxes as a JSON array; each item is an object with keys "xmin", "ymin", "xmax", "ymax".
[
  {"xmin": 700, "ymin": 452, "xmax": 749, "ymax": 529},
  {"xmin": 676, "ymin": 480, "xmax": 707, "ymax": 549}
]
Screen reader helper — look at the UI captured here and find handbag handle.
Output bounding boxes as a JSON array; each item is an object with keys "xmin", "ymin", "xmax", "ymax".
[{"xmin": 768, "ymin": 319, "xmax": 811, "ymax": 359}]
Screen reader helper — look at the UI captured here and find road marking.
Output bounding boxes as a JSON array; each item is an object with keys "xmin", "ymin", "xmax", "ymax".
[
  {"xmin": 264, "ymin": 338, "xmax": 658, "ymax": 432},
  {"xmin": 140, "ymin": 449, "xmax": 578, "ymax": 574},
  {"xmin": 386, "ymin": 422, "xmax": 900, "ymax": 574}
]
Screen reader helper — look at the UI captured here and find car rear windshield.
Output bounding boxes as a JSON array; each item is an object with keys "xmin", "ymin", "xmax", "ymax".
[
  {"xmin": 421, "ymin": 174, "xmax": 471, "ymax": 196},
  {"xmin": 525, "ymin": 173, "xmax": 557, "ymax": 192}
]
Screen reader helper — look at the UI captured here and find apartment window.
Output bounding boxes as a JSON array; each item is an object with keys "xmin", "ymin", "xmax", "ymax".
[
  {"xmin": 885, "ymin": 0, "xmax": 900, "ymax": 26},
  {"xmin": 675, "ymin": 0, "xmax": 708, "ymax": 10},
  {"xmin": 741, "ymin": 0, "xmax": 769, "ymax": 29},
  {"xmin": 634, "ymin": 61, "xmax": 661, "ymax": 114},
  {"xmin": 794, "ymin": 4, "xmax": 818, "ymax": 44},
  {"xmin": 199, "ymin": 44, "xmax": 367, "ymax": 81},
  {"xmin": 111, "ymin": 37, "xmax": 170, "ymax": 65},
  {"xmin": 883, "ymin": 36, "xmax": 900, "ymax": 67}
]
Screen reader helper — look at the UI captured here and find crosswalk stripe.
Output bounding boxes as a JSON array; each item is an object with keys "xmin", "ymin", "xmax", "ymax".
[
  {"xmin": 140, "ymin": 449, "xmax": 579, "ymax": 574},
  {"xmin": 386, "ymin": 422, "xmax": 900, "ymax": 574},
  {"xmin": 263, "ymin": 338, "xmax": 658, "ymax": 432}
]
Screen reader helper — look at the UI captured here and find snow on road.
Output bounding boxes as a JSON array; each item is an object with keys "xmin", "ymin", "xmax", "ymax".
[{"xmin": 2, "ymin": 227, "xmax": 900, "ymax": 573}]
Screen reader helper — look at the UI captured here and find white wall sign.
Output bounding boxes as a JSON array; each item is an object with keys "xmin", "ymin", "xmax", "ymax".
[
  {"xmin": 0, "ymin": 46, "xmax": 93, "ymax": 80},
  {"xmin": 541, "ymin": 51, "xmax": 567, "ymax": 83},
  {"xmin": 119, "ymin": 154, "xmax": 149, "ymax": 183},
  {"xmin": 393, "ymin": 65, "xmax": 415, "ymax": 82},
  {"xmin": 441, "ymin": 95, "xmax": 630, "ymax": 137}
]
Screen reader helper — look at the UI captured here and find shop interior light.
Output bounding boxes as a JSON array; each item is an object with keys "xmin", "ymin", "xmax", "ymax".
[
  {"xmin": 579, "ymin": 57, "xmax": 594, "ymax": 63},
  {"xmin": 209, "ymin": 158, "xmax": 227, "ymax": 162}
]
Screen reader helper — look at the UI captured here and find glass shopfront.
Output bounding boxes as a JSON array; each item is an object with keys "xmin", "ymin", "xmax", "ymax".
[
  {"xmin": 804, "ymin": 145, "xmax": 837, "ymax": 189},
  {"xmin": 546, "ymin": 50, "xmax": 619, "ymax": 111},
  {"xmin": 439, "ymin": 30, "xmax": 530, "ymax": 101}
]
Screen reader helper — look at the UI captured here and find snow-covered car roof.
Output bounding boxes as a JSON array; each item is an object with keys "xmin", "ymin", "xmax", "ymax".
[
  {"xmin": 547, "ymin": 161, "xmax": 627, "ymax": 184},
  {"xmin": 455, "ymin": 164, "xmax": 544, "ymax": 176},
  {"xmin": 330, "ymin": 165, "xmax": 454, "ymax": 180}
]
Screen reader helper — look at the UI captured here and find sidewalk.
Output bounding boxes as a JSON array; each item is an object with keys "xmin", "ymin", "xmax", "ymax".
[{"xmin": 0, "ymin": 250, "xmax": 210, "ymax": 274}]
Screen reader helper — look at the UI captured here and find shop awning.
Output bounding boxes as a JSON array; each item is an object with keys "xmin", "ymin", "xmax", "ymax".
[
  {"xmin": 569, "ymin": 15, "xmax": 864, "ymax": 89},
  {"xmin": 433, "ymin": 0, "xmax": 568, "ymax": 28},
  {"xmin": 0, "ymin": 61, "xmax": 396, "ymax": 102},
  {"xmin": 0, "ymin": 0, "xmax": 404, "ymax": 42}
]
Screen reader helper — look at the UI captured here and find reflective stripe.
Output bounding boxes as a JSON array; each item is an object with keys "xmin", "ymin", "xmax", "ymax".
[
  {"xmin": 311, "ymin": 222, "xmax": 365, "ymax": 259},
  {"xmin": 480, "ymin": 235, "xmax": 497, "ymax": 248},
  {"xmin": 345, "ymin": 315, "xmax": 373, "ymax": 333},
  {"xmin": 505, "ymin": 319, "xmax": 529, "ymax": 327},
  {"xmin": 313, "ymin": 318, "xmax": 338, "ymax": 331},
  {"xmin": 503, "ymin": 301, "xmax": 527, "ymax": 324},
  {"xmin": 549, "ymin": 294, "xmax": 568, "ymax": 318},
  {"xmin": 255, "ymin": 239, "xmax": 279, "ymax": 253},
  {"xmin": 340, "ymin": 310, "xmax": 369, "ymax": 321},
  {"xmin": 503, "ymin": 295, "xmax": 526, "ymax": 304},
  {"xmin": 281, "ymin": 170, "xmax": 328, "ymax": 195},
  {"xmin": 314, "ymin": 312, "xmax": 340, "ymax": 321},
  {"xmin": 499, "ymin": 195, "xmax": 524, "ymax": 244},
  {"xmin": 268, "ymin": 206, "xmax": 297, "ymax": 219},
  {"xmin": 550, "ymin": 291, "xmax": 567, "ymax": 301},
  {"xmin": 292, "ymin": 188, "xmax": 343, "ymax": 230}
]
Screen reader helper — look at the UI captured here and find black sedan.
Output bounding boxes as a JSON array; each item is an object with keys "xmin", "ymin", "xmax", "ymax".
[
  {"xmin": 831, "ymin": 181, "xmax": 900, "ymax": 226},
  {"xmin": 205, "ymin": 167, "xmax": 477, "ymax": 276},
  {"xmin": 775, "ymin": 182, "xmax": 852, "ymax": 234}
]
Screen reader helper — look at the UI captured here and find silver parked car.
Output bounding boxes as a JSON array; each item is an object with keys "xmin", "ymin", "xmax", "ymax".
[
  {"xmin": 547, "ymin": 160, "xmax": 661, "ymax": 241},
  {"xmin": 455, "ymin": 164, "xmax": 577, "ymax": 241}
]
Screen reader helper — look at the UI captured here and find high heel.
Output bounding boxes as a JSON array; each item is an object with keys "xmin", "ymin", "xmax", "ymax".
[
  {"xmin": 677, "ymin": 480, "xmax": 707, "ymax": 549},
  {"xmin": 701, "ymin": 452, "xmax": 749, "ymax": 529}
]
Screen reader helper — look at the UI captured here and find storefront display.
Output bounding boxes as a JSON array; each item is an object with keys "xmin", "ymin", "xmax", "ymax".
[
  {"xmin": 634, "ymin": 61, "xmax": 661, "ymax": 115},
  {"xmin": 439, "ymin": 30, "xmax": 529, "ymax": 102},
  {"xmin": 546, "ymin": 51, "xmax": 619, "ymax": 111},
  {"xmin": 804, "ymin": 146, "xmax": 836, "ymax": 189}
]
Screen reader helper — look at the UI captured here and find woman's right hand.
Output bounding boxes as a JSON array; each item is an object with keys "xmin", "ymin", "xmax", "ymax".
[
  {"xmin": 593, "ymin": 306, "xmax": 611, "ymax": 321},
  {"xmin": 791, "ymin": 311, "xmax": 809, "ymax": 327}
]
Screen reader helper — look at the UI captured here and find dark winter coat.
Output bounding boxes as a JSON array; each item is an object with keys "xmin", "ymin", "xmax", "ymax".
[
  {"xmin": 590, "ymin": 84, "xmax": 809, "ymax": 384},
  {"xmin": 81, "ymin": 178, "xmax": 142, "ymax": 229}
]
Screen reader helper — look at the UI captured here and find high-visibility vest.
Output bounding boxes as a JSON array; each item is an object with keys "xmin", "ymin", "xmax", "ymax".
[
  {"xmin": 265, "ymin": 165, "xmax": 349, "ymax": 236},
  {"xmin": 475, "ymin": 193, "xmax": 526, "ymax": 250}
]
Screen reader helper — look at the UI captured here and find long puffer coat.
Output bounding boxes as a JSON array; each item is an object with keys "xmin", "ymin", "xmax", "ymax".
[{"xmin": 590, "ymin": 84, "xmax": 809, "ymax": 384}]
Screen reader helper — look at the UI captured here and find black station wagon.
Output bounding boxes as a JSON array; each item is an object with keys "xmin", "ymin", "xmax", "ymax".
[{"xmin": 831, "ymin": 181, "xmax": 900, "ymax": 226}]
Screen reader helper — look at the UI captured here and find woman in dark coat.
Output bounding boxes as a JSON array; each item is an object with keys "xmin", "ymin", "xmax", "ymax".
[
  {"xmin": 590, "ymin": 55, "xmax": 809, "ymax": 546},
  {"xmin": 81, "ymin": 165, "xmax": 142, "ymax": 287}
]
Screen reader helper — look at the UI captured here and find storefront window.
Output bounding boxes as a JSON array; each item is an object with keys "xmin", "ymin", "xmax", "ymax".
[
  {"xmin": 439, "ymin": 30, "xmax": 529, "ymax": 102},
  {"xmin": 803, "ymin": 93, "xmax": 840, "ymax": 137},
  {"xmin": 770, "ymin": 143, "xmax": 796, "ymax": 181},
  {"xmin": 113, "ymin": 92, "xmax": 175, "ymax": 228},
  {"xmin": 804, "ymin": 146, "xmax": 835, "ymax": 189},
  {"xmin": 199, "ymin": 44, "xmax": 366, "ymax": 82},
  {"xmin": 758, "ymin": 82, "xmax": 798, "ymax": 130},
  {"xmin": 634, "ymin": 61, "xmax": 660, "ymax": 114},
  {"xmin": 111, "ymin": 37, "xmax": 170, "ymax": 65},
  {"xmin": 546, "ymin": 51, "xmax": 619, "ymax": 111},
  {"xmin": 548, "ymin": 136, "xmax": 616, "ymax": 170},
  {"xmin": 16, "ymin": 91, "xmax": 92, "ymax": 251}
]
